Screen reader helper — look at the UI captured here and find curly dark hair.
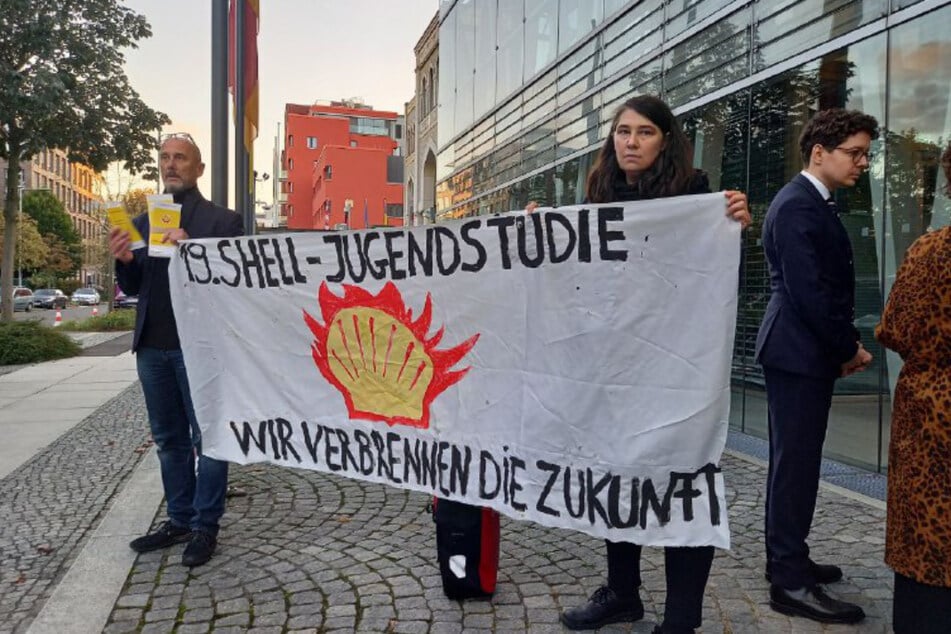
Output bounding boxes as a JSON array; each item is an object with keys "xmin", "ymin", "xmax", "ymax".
[
  {"xmin": 799, "ymin": 108, "xmax": 880, "ymax": 165},
  {"xmin": 941, "ymin": 141, "xmax": 951, "ymax": 197},
  {"xmin": 585, "ymin": 95, "xmax": 694, "ymax": 203}
]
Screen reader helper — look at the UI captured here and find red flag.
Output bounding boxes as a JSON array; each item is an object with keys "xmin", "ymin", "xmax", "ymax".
[{"xmin": 228, "ymin": 0, "xmax": 259, "ymax": 151}]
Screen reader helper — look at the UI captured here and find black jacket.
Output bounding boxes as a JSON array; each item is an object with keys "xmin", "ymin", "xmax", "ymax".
[
  {"xmin": 606, "ymin": 170, "xmax": 711, "ymax": 202},
  {"xmin": 754, "ymin": 173, "xmax": 858, "ymax": 378},
  {"xmin": 116, "ymin": 188, "xmax": 244, "ymax": 352}
]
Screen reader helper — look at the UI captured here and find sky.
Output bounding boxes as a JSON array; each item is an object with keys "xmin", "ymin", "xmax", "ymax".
[{"xmin": 119, "ymin": 0, "xmax": 439, "ymax": 205}]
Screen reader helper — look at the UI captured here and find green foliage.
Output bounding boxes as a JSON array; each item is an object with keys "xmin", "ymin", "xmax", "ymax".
[
  {"xmin": 123, "ymin": 187, "xmax": 152, "ymax": 217},
  {"xmin": 59, "ymin": 308, "xmax": 135, "ymax": 332},
  {"xmin": 0, "ymin": 0, "xmax": 171, "ymax": 172},
  {"xmin": 22, "ymin": 190, "xmax": 80, "ymax": 244},
  {"xmin": 59, "ymin": 279, "xmax": 83, "ymax": 295},
  {"xmin": 0, "ymin": 321, "xmax": 80, "ymax": 365},
  {"xmin": 21, "ymin": 190, "xmax": 81, "ymax": 276},
  {"xmin": 0, "ymin": 213, "xmax": 48, "ymax": 268},
  {"xmin": 0, "ymin": 0, "xmax": 170, "ymax": 320}
]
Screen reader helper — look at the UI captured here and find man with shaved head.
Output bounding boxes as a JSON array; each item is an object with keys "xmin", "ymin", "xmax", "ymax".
[{"xmin": 109, "ymin": 133, "xmax": 244, "ymax": 567}]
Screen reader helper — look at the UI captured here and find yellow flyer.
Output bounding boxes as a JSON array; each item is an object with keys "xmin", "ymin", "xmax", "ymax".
[
  {"xmin": 103, "ymin": 201, "xmax": 145, "ymax": 250},
  {"xmin": 148, "ymin": 201, "xmax": 182, "ymax": 258}
]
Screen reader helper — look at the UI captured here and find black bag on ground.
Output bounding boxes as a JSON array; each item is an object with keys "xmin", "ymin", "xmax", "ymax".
[{"xmin": 432, "ymin": 498, "xmax": 500, "ymax": 600}]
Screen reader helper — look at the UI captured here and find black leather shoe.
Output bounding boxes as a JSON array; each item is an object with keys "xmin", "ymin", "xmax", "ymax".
[
  {"xmin": 769, "ymin": 584, "xmax": 865, "ymax": 624},
  {"xmin": 561, "ymin": 585, "xmax": 644, "ymax": 630},
  {"xmin": 765, "ymin": 561, "xmax": 843, "ymax": 584},
  {"xmin": 129, "ymin": 521, "xmax": 190, "ymax": 553},
  {"xmin": 181, "ymin": 530, "xmax": 217, "ymax": 567}
]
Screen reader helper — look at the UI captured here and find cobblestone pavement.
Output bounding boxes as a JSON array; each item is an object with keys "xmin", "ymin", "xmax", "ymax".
[
  {"xmin": 102, "ymin": 451, "xmax": 891, "ymax": 633},
  {"xmin": 0, "ymin": 378, "xmax": 891, "ymax": 634},
  {"xmin": 0, "ymin": 385, "xmax": 152, "ymax": 634}
]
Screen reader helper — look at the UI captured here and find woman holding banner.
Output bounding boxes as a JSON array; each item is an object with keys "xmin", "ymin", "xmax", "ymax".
[{"xmin": 557, "ymin": 95, "xmax": 749, "ymax": 633}]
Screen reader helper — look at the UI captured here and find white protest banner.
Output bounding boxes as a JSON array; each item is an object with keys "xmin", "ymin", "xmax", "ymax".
[{"xmin": 169, "ymin": 194, "xmax": 740, "ymax": 547}]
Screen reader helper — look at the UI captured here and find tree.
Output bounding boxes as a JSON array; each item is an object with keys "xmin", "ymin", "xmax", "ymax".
[
  {"xmin": 0, "ymin": 0, "xmax": 170, "ymax": 319},
  {"xmin": 0, "ymin": 213, "xmax": 48, "ymax": 271},
  {"xmin": 123, "ymin": 187, "xmax": 152, "ymax": 217},
  {"xmin": 22, "ymin": 190, "xmax": 80, "ymax": 243},
  {"xmin": 22, "ymin": 189, "xmax": 81, "ymax": 274}
]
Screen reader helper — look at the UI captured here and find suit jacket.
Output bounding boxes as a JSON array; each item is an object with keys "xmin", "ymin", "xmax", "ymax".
[
  {"xmin": 116, "ymin": 188, "xmax": 244, "ymax": 352},
  {"xmin": 754, "ymin": 173, "xmax": 859, "ymax": 379}
]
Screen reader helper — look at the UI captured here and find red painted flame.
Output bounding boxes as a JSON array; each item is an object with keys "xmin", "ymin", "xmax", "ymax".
[{"xmin": 303, "ymin": 281, "xmax": 480, "ymax": 429}]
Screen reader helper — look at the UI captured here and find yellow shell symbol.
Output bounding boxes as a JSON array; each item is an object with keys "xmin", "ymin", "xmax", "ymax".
[
  {"xmin": 325, "ymin": 306, "xmax": 433, "ymax": 421},
  {"xmin": 161, "ymin": 213, "xmax": 172, "ymax": 224}
]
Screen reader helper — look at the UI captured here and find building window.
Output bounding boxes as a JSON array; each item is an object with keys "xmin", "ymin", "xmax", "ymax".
[
  {"xmin": 349, "ymin": 117, "xmax": 388, "ymax": 136},
  {"xmin": 395, "ymin": 124, "xmax": 402, "ymax": 139},
  {"xmin": 288, "ymin": 135, "xmax": 294, "ymax": 147},
  {"xmin": 324, "ymin": 165, "xmax": 333, "ymax": 180},
  {"xmin": 307, "ymin": 136, "xmax": 318, "ymax": 149},
  {"xmin": 288, "ymin": 182, "xmax": 294, "ymax": 193},
  {"xmin": 385, "ymin": 203, "xmax": 403, "ymax": 218},
  {"xmin": 288, "ymin": 158, "xmax": 294, "ymax": 170},
  {"xmin": 421, "ymin": 77, "xmax": 429, "ymax": 115},
  {"xmin": 350, "ymin": 140, "xmax": 357, "ymax": 147}
]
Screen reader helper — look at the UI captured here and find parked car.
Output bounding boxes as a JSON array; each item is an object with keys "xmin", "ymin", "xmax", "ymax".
[
  {"xmin": 33, "ymin": 288, "xmax": 68, "ymax": 309},
  {"xmin": 114, "ymin": 291, "xmax": 138, "ymax": 309},
  {"xmin": 71, "ymin": 287, "xmax": 101, "ymax": 306},
  {"xmin": 0, "ymin": 287, "xmax": 34, "ymax": 312}
]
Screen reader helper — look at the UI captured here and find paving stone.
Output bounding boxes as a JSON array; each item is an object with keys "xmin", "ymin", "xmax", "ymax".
[
  {"xmin": 3, "ymin": 392, "xmax": 895, "ymax": 634},
  {"xmin": 251, "ymin": 611, "xmax": 287, "ymax": 627},
  {"xmin": 215, "ymin": 597, "xmax": 250, "ymax": 614}
]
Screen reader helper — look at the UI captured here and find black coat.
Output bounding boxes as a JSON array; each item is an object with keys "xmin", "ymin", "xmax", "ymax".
[
  {"xmin": 754, "ymin": 173, "xmax": 858, "ymax": 378},
  {"xmin": 116, "ymin": 188, "xmax": 244, "ymax": 352}
]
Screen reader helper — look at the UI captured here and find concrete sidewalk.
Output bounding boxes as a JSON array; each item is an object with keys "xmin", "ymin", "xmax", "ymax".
[
  {"xmin": 0, "ymin": 333, "xmax": 138, "ymax": 480},
  {"xmin": 0, "ymin": 340, "xmax": 894, "ymax": 633}
]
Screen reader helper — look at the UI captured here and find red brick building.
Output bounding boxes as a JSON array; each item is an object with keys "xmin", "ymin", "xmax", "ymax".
[{"xmin": 281, "ymin": 100, "xmax": 404, "ymax": 230}]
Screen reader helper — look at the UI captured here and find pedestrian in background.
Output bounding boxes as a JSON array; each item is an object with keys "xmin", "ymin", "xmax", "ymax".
[
  {"xmin": 875, "ymin": 140, "xmax": 951, "ymax": 634},
  {"xmin": 109, "ymin": 133, "xmax": 243, "ymax": 567},
  {"xmin": 559, "ymin": 94, "xmax": 750, "ymax": 634},
  {"xmin": 755, "ymin": 108, "xmax": 879, "ymax": 624}
]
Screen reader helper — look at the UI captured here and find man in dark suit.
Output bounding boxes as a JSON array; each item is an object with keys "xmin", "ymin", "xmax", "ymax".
[
  {"xmin": 109, "ymin": 133, "xmax": 244, "ymax": 567},
  {"xmin": 755, "ymin": 108, "xmax": 879, "ymax": 624}
]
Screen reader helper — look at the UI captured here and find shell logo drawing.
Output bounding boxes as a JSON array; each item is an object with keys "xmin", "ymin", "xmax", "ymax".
[{"xmin": 303, "ymin": 282, "xmax": 480, "ymax": 429}]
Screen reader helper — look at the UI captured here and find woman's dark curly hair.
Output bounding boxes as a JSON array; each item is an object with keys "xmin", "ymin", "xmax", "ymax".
[
  {"xmin": 798, "ymin": 108, "xmax": 880, "ymax": 165},
  {"xmin": 585, "ymin": 95, "xmax": 694, "ymax": 203}
]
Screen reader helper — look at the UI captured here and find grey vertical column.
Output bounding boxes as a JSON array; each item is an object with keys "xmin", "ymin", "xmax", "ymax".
[
  {"xmin": 211, "ymin": 0, "xmax": 228, "ymax": 207},
  {"xmin": 234, "ymin": 0, "xmax": 248, "ymax": 229}
]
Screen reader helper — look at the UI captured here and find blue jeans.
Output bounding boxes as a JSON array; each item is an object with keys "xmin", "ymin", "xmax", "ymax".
[{"xmin": 136, "ymin": 347, "xmax": 228, "ymax": 535}]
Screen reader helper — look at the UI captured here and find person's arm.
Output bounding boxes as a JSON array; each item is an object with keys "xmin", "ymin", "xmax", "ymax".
[
  {"xmin": 226, "ymin": 210, "xmax": 245, "ymax": 237},
  {"xmin": 771, "ymin": 200, "xmax": 859, "ymax": 364},
  {"xmin": 876, "ymin": 231, "xmax": 943, "ymax": 359},
  {"xmin": 113, "ymin": 215, "xmax": 147, "ymax": 295},
  {"xmin": 690, "ymin": 172, "xmax": 750, "ymax": 227}
]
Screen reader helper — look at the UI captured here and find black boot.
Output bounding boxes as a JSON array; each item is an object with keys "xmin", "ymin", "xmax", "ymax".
[{"xmin": 561, "ymin": 585, "xmax": 644, "ymax": 630}]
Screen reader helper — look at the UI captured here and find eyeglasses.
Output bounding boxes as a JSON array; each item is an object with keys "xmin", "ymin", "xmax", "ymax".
[
  {"xmin": 160, "ymin": 132, "xmax": 197, "ymax": 145},
  {"xmin": 834, "ymin": 146, "xmax": 874, "ymax": 164}
]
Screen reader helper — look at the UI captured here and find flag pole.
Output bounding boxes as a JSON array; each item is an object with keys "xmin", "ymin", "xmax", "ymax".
[
  {"xmin": 234, "ymin": 0, "xmax": 248, "ymax": 227},
  {"xmin": 211, "ymin": 0, "xmax": 229, "ymax": 206}
]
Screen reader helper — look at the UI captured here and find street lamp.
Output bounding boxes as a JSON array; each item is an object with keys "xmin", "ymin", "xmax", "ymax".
[
  {"xmin": 250, "ymin": 171, "xmax": 270, "ymax": 233},
  {"xmin": 17, "ymin": 183, "xmax": 23, "ymax": 287}
]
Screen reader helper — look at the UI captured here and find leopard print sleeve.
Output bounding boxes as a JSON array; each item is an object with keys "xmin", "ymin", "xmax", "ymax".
[{"xmin": 876, "ymin": 228, "xmax": 950, "ymax": 362}]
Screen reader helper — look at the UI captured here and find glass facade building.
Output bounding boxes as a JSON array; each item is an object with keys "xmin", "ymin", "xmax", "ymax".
[{"xmin": 435, "ymin": 0, "xmax": 951, "ymax": 471}]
